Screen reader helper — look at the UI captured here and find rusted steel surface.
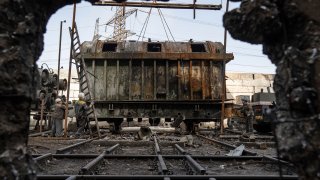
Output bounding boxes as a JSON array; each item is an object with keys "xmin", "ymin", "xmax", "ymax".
[
  {"xmin": 80, "ymin": 41, "xmax": 234, "ymax": 128},
  {"xmin": 83, "ymin": 53, "xmax": 233, "ymax": 60},
  {"xmin": 82, "ymin": 41, "xmax": 232, "ymax": 58},
  {"xmin": 82, "ymin": 41, "xmax": 232, "ymax": 103}
]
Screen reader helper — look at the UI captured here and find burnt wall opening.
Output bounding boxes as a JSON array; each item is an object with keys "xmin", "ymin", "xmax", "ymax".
[
  {"xmin": 147, "ymin": 43, "xmax": 162, "ymax": 52},
  {"xmin": 191, "ymin": 43, "xmax": 206, "ymax": 52},
  {"xmin": 102, "ymin": 43, "xmax": 117, "ymax": 52},
  {"xmin": 0, "ymin": 0, "xmax": 96, "ymax": 179},
  {"xmin": 223, "ymin": 0, "xmax": 320, "ymax": 179}
]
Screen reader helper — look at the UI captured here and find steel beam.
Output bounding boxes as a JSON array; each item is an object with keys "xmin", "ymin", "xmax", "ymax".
[
  {"xmin": 174, "ymin": 144, "xmax": 186, "ymax": 155},
  {"xmin": 218, "ymin": 135, "xmax": 240, "ymax": 139},
  {"xmin": 34, "ymin": 153, "xmax": 52, "ymax": 162},
  {"xmin": 65, "ymin": 176, "xmax": 76, "ymax": 180},
  {"xmin": 29, "ymin": 130, "xmax": 52, "ymax": 137},
  {"xmin": 224, "ymin": 129, "xmax": 243, "ymax": 135},
  {"xmin": 81, "ymin": 143, "xmax": 120, "ymax": 174},
  {"xmin": 94, "ymin": 1, "xmax": 222, "ymax": 10},
  {"xmin": 263, "ymin": 155, "xmax": 294, "ymax": 167},
  {"xmin": 37, "ymin": 175, "xmax": 298, "ymax": 180},
  {"xmin": 81, "ymin": 152, "xmax": 105, "ymax": 175},
  {"xmin": 105, "ymin": 143, "xmax": 120, "ymax": 154},
  {"xmin": 185, "ymin": 155, "xmax": 206, "ymax": 175},
  {"xmin": 157, "ymin": 155, "xmax": 168, "ymax": 175},
  {"xmin": 154, "ymin": 136, "xmax": 161, "ymax": 155},
  {"xmin": 196, "ymin": 134, "xmax": 257, "ymax": 156},
  {"xmin": 56, "ymin": 139, "xmax": 93, "ymax": 154}
]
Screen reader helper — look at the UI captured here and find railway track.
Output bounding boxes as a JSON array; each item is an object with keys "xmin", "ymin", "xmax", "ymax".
[{"xmin": 29, "ymin": 131, "xmax": 297, "ymax": 180}]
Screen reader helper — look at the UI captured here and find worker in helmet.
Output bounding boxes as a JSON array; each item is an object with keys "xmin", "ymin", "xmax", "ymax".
[
  {"xmin": 51, "ymin": 98, "xmax": 66, "ymax": 137},
  {"xmin": 75, "ymin": 98, "xmax": 93, "ymax": 137},
  {"xmin": 241, "ymin": 99, "xmax": 253, "ymax": 133},
  {"xmin": 74, "ymin": 93, "xmax": 86, "ymax": 128}
]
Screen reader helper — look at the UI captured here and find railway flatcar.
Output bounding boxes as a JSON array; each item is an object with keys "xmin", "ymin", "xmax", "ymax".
[{"xmin": 79, "ymin": 40, "xmax": 233, "ymax": 132}]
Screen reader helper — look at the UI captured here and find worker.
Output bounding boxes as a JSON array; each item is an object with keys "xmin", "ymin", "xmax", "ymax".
[
  {"xmin": 75, "ymin": 99, "xmax": 93, "ymax": 137},
  {"xmin": 51, "ymin": 98, "xmax": 66, "ymax": 137},
  {"xmin": 74, "ymin": 93, "xmax": 86, "ymax": 128},
  {"xmin": 241, "ymin": 99, "xmax": 253, "ymax": 133}
]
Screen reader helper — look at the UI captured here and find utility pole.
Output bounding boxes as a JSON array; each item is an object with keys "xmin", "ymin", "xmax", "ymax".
[
  {"xmin": 57, "ymin": 20, "xmax": 66, "ymax": 94},
  {"xmin": 220, "ymin": 0, "xmax": 230, "ymax": 134},
  {"xmin": 64, "ymin": 1, "xmax": 77, "ymax": 138}
]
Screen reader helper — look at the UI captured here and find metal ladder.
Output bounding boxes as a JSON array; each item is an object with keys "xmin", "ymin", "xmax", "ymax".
[{"xmin": 69, "ymin": 23, "xmax": 101, "ymax": 138}]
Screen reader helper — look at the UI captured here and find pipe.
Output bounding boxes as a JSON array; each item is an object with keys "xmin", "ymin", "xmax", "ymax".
[
  {"xmin": 185, "ymin": 155, "xmax": 206, "ymax": 175},
  {"xmin": 34, "ymin": 153, "xmax": 52, "ymax": 162},
  {"xmin": 105, "ymin": 144, "xmax": 120, "ymax": 154},
  {"xmin": 154, "ymin": 136, "xmax": 161, "ymax": 155},
  {"xmin": 56, "ymin": 139, "xmax": 93, "ymax": 154},
  {"xmin": 65, "ymin": 176, "xmax": 76, "ymax": 180},
  {"xmin": 157, "ymin": 155, "xmax": 168, "ymax": 175},
  {"xmin": 196, "ymin": 135, "xmax": 257, "ymax": 156},
  {"xmin": 57, "ymin": 20, "xmax": 66, "ymax": 93},
  {"xmin": 29, "ymin": 130, "xmax": 52, "ymax": 137},
  {"xmin": 263, "ymin": 155, "xmax": 294, "ymax": 167},
  {"xmin": 81, "ymin": 152, "xmax": 105, "ymax": 175},
  {"xmin": 174, "ymin": 144, "xmax": 186, "ymax": 155},
  {"xmin": 218, "ymin": 135, "xmax": 240, "ymax": 139},
  {"xmin": 224, "ymin": 129, "xmax": 243, "ymax": 135},
  {"xmin": 39, "ymin": 99, "xmax": 45, "ymax": 133},
  {"xmin": 121, "ymin": 127, "xmax": 176, "ymax": 133}
]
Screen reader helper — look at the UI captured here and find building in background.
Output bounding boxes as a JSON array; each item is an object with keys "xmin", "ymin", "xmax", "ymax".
[{"xmin": 226, "ymin": 73, "xmax": 274, "ymax": 105}]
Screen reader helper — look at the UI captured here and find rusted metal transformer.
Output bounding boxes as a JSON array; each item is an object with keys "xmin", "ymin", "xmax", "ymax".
[{"xmin": 80, "ymin": 40, "xmax": 233, "ymax": 132}]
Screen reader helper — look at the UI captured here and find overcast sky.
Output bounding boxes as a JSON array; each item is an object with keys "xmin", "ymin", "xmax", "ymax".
[{"xmin": 38, "ymin": 0, "xmax": 276, "ymax": 74}]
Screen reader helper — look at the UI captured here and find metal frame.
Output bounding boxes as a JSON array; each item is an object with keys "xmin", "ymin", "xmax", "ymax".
[{"xmin": 94, "ymin": 1, "xmax": 222, "ymax": 10}]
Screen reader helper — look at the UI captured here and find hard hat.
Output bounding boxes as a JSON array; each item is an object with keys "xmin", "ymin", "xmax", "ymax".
[{"xmin": 78, "ymin": 93, "xmax": 85, "ymax": 100}]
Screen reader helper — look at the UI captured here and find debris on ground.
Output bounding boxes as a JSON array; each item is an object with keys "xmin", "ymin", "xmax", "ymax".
[{"xmin": 226, "ymin": 144, "xmax": 245, "ymax": 156}]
